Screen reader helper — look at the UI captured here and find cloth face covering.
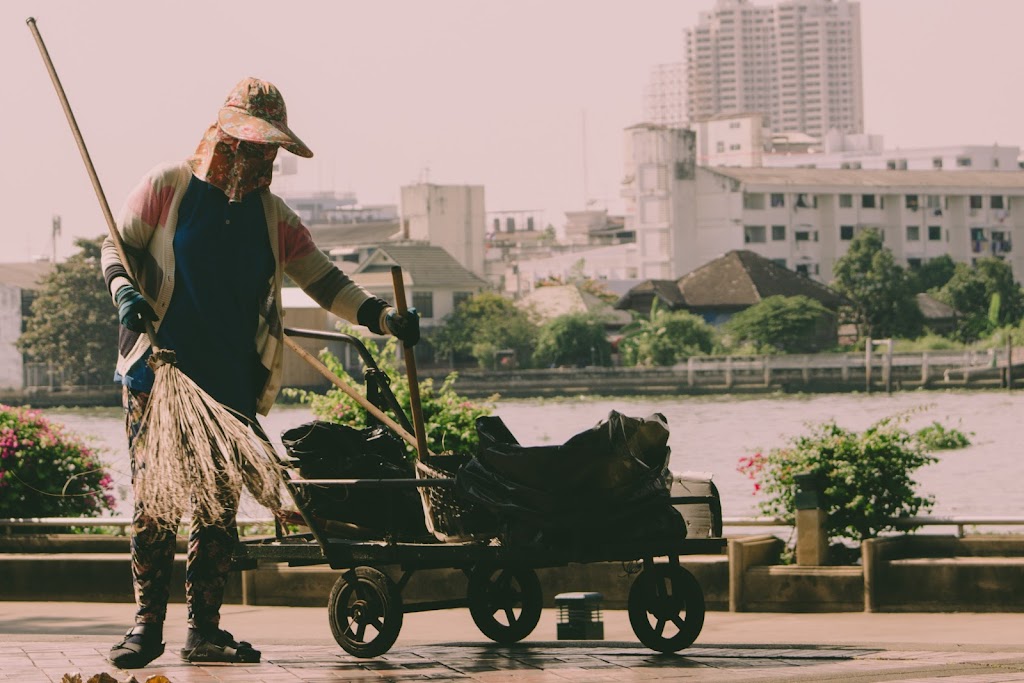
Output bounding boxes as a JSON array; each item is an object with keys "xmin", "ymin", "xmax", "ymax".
[{"xmin": 188, "ymin": 124, "xmax": 278, "ymax": 202}]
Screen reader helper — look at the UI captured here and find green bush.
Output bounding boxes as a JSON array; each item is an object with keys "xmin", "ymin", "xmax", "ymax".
[
  {"xmin": 738, "ymin": 415, "xmax": 937, "ymax": 544},
  {"xmin": 914, "ymin": 421, "xmax": 971, "ymax": 450},
  {"xmin": 620, "ymin": 308, "xmax": 715, "ymax": 366},
  {"xmin": 533, "ymin": 313, "xmax": 612, "ymax": 368},
  {"xmin": 287, "ymin": 332, "xmax": 496, "ymax": 456},
  {"xmin": 0, "ymin": 404, "xmax": 116, "ymax": 518}
]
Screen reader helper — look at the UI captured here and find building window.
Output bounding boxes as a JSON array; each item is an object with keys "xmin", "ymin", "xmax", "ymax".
[
  {"xmin": 795, "ymin": 230, "xmax": 816, "ymax": 242},
  {"xmin": 772, "ymin": 225, "xmax": 786, "ymax": 241},
  {"xmin": 839, "ymin": 194, "xmax": 853, "ymax": 208},
  {"xmin": 970, "ymin": 227, "xmax": 986, "ymax": 242},
  {"xmin": 770, "ymin": 193, "xmax": 785, "ymax": 207},
  {"xmin": 907, "ymin": 258, "xmax": 922, "ymax": 269},
  {"xmin": 840, "ymin": 225, "xmax": 854, "ymax": 240},
  {"xmin": 506, "ymin": 217, "xmax": 516, "ymax": 232},
  {"xmin": 795, "ymin": 193, "xmax": 816, "ymax": 208},
  {"xmin": 932, "ymin": 157, "xmax": 943, "ymax": 169},
  {"xmin": 957, "ymin": 156, "xmax": 972, "ymax": 167},
  {"xmin": 743, "ymin": 193, "xmax": 765, "ymax": 210},
  {"xmin": 905, "ymin": 195, "xmax": 919, "ymax": 210},
  {"xmin": 991, "ymin": 196, "xmax": 1005, "ymax": 210},
  {"xmin": 772, "ymin": 258, "xmax": 787, "ymax": 268},
  {"xmin": 493, "ymin": 218, "xmax": 500, "ymax": 232},
  {"xmin": 744, "ymin": 225, "xmax": 767, "ymax": 243},
  {"xmin": 412, "ymin": 291, "xmax": 434, "ymax": 318},
  {"xmin": 906, "ymin": 225, "xmax": 920, "ymax": 241},
  {"xmin": 716, "ymin": 141, "xmax": 725, "ymax": 153},
  {"xmin": 861, "ymin": 194, "xmax": 876, "ymax": 209},
  {"xmin": 969, "ymin": 195, "xmax": 983, "ymax": 210},
  {"xmin": 928, "ymin": 225, "xmax": 942, "ymax": 241},
  {"xmin": 453, "ymin": 291, "xmax": 472, "ymax": 309}
]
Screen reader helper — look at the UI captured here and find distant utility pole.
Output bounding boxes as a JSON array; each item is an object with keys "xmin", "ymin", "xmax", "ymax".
[
  {"xmin": 51, "ymin": 215, "xmax": 61, "ymax": 263},
  {"xmin": 581, "ymin": 109, "xmax": 589, "ymax": 207}
]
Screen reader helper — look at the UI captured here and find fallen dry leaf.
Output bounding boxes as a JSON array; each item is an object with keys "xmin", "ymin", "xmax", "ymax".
[{"xmin": 59, "ymin": 675, "xmax": 82, "ymax": 683}]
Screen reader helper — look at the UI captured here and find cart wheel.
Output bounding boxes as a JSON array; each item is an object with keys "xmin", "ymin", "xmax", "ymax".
[
  {"xmin": 467, "ymin": 566, "xmax": 543, "ymax": 643},
  {"xmin": 628, "ymin": 563, "xmax": 705, "ymax": 653},
  {"xmin": 328, "ymin": 566, "xmax": 403, "ymax": 658}
]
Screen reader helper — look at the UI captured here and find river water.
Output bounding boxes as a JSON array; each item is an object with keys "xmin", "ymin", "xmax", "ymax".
[{"xmin": 43, "ymin": 390, "xmax": 1024, "ymax": 521}]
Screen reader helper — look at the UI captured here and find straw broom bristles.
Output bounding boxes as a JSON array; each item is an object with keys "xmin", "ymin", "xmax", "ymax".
[{"xmin": 133, "ymin": 350, "xmax": 283, "ymax": 529}]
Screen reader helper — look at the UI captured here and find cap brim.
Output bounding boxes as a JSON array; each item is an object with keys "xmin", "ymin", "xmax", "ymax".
[{"xmin": 218, "ymin": 107, "xmax": 314, "ymax": 158}]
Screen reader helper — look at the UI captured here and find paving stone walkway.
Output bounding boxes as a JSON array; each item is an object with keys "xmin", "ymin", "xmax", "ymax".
[{"xmin": 3, "ymin": 641, "xmax": 1024, "ymax": 683}]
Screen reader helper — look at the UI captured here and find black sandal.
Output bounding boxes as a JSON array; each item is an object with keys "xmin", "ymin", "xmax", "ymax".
[
  {"xmin": 179, "ymin": 628, "xmax": 261, "ymax": 664},
  {"xmin": 109, "ymin": 625, "xmax": 166, "ymax": 669}
]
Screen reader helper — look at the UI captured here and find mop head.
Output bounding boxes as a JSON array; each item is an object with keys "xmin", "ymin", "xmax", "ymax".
[{"xmin": 132, "ymin": 361, "xmax": 283, "ymax": 528}]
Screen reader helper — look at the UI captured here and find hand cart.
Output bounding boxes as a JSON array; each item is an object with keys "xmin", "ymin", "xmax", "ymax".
[{"xmin": 234, "ymin": 328, "xmax": 727, "ymax": 658}]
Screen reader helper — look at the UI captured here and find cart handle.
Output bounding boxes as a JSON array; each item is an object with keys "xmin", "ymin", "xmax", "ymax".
[{"xmin": 289, "ymin": 478, "xmax": 454, "ymax": 488}]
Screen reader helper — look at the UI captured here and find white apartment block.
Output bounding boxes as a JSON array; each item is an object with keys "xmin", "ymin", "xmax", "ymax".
[
  {"xmin": 696, "ymin": 113, "xmax": 765, "ymax": 167},
  {"xmin": 678, "ymin": 167, "xmax": 1024, "ymax": 283},
  {"xmin": 765, "ymin": 143, "xmax": 1022, "ymax": 172},
  {"xmin": 621, "ymin": 124, "xmax": 698, "ymax": 280},
  {"xmin": 684, "ymin": 0, "xmax": 863, "ymax": 139},
  {"xmin": 400, "ymin": 183, "xmax": 486, "ymax": 279},
  {"xmin": 644, "ymin": 62, "xmax": 687, "ymax": 127}
]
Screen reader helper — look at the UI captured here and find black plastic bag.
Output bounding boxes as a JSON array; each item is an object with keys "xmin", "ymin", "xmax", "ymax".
[
  {"xmin": 456, "ymin": 411, "xmax": 684, "ymax": 539},
  {"xmin": 281, "ymin": 421, "xmax": 426, "ymax": 536}
]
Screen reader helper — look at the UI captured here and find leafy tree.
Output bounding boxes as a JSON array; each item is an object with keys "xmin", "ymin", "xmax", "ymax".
[
  {"xmin": 533, "ymin": 313, "xmax": 612, "ymax": 368},
  {"xmin": 16, "ymin": 237, "xmax": 117, "ymax": 385},
  {"xmin": 831, "ymin": 229, "xmax": 923, "ymax": 339},
  {"xmin": 430, "ymin": 292, "xmax": 538, "ymax": 369},
  {"xmin": 725, "ymin": 295, "xmax": 833, "ymax": 353},
  {"xmin": 936, "ymin": 257, "xmax": 1024, "ymax": 341},
  {"xmin": 908, "ymin": 255, "xmax": 956, "ymax": 294},
  {"xmin": 619, "ymin": 305, "xmax": 715, "ymax": 366}
]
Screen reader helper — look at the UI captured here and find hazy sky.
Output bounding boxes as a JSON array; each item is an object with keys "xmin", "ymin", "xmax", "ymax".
[{"xmin": 2, "ymin": 0, "xmax": 1022, "ymax": 263}]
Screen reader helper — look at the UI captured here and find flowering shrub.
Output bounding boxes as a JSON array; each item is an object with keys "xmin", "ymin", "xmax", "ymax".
[
  {"xmin": 738, "ymin": 415, "xmax": 938, "ymax": 544},
  {"xmin": 914, "ymin": 421, "xmax": 972, "ymax": 450},
  {"xmin": 287, "ymin": 332, "xmax": 496, "ymax": 456},
  {"xmin": 0, "ymin": 405, "xmax": 116, "ymax": 518}
]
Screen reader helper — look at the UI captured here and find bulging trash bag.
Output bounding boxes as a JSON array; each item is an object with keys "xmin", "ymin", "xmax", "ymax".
[
  {"xmin": 281, "ymin": 421, "xmax": 427, "ymax": 537},
  {"xmin": 456, "ymin": 411, "xmax": 685, "ymax": 541}
]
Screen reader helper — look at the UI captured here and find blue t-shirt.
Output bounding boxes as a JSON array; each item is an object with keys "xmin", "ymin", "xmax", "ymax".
[{"xmin": 118, "ymin": 176, "xmax": 274, "ymax": 418}]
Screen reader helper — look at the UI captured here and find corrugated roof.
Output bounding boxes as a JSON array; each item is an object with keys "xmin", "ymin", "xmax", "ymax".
[
  {"xmin": 307, "ymin": 220, "xmax": 400, "ymax": 249},
  {"xmin": 708, "ymin": 166, "xmax": 1024, "ymax": 191},
  {"xmin": 915, "ymin": 292, "xmax": 957, "ymax": 320},
  {"xmin": 0, "ymin": 262, "xmax": 54, "ymax": 290},
  {"xmin": 354, "ymin": 244, "xmax": 489, "ymax": 290}
]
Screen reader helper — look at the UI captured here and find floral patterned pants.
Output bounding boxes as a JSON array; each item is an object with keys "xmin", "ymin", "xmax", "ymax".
[{"xmin": 124, "ymin": 387, "xmax": 240, "ymax": 630}]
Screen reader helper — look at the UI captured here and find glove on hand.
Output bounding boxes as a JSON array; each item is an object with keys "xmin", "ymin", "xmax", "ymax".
[
  {"xmin": 115, "ymin": 285, "xmax": 157, "ymax": 333},
  {"xmin": 385, "ymin": 307, "xmax": 420, "ymax": 347}
]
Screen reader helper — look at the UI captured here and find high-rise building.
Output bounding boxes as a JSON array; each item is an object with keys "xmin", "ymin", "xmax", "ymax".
[{"xmin": 683, "ymin": 0, "xmax": 863, "ymax": 139}]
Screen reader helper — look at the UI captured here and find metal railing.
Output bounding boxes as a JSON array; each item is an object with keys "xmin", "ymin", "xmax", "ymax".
[
  {"xmin": 723, "ymin": 516, "xmax": 1024, "ymax": 538},
  {"xmin": 2, "ymin": 516, "xmax": 1024, "ymax": 539}
]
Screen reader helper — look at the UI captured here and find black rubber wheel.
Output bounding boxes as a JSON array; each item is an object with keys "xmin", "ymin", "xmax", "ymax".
[
  {"xmin": 328, "ymin": 566, "xmax": 403, "ymax": 658},
  {"xmin": 467, "ymin": 565, "xmax": 543, "ymax": 643},
  {"xmin": 628, "ymin": 563, "xmax": 705, "ymax": 653}
]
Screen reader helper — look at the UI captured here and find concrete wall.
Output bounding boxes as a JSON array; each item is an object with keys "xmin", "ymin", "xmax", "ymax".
[{"xmin": 0, "ymin": 284, "xmax": 23, "ymax": 390}]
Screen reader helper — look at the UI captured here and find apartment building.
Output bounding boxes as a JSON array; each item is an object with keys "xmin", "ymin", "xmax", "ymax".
[
  {"xmin": 644, "ymin": 62, "xmax": 687, "ymax": 127},
  {"xmin": 683, "ymin": 0, "xmax": 863, "ymax": 138},
  {"xmin": 679, "ymin": 166, "xmax": 1024, "ymax": 282}
]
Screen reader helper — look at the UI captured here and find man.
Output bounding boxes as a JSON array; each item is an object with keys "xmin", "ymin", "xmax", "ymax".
[{"xmin": 102, "ymin": 78, "xmax": 419, "ymax": 668}]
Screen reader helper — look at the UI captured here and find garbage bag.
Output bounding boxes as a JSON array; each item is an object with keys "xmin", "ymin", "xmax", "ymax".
[
  {"xmin": 456, "ymin": 411, "xmax": 684, "ymax": 539},
  {"xmin": 281, "ymin": 421, "xmax": 426, "ymax": 536}
]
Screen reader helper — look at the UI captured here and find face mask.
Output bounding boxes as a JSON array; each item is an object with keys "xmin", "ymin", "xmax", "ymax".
[{"xmin": 189, "ymin": 124, "xmax": 279, "ymax": 202}]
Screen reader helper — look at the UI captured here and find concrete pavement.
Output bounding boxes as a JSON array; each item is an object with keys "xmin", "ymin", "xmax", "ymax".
[{"xmin": 1, "ymin": 602, "xmax": 1023, "ymax": 682}]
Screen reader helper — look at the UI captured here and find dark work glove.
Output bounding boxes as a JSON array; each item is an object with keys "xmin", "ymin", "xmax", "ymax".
[
  {"xmin": 385, "ymin": 307, "xmax": 420, "ymax": 347},
  {"xmin": 114, "ymin": 285, "xmax": 157, "ymax": 333}
]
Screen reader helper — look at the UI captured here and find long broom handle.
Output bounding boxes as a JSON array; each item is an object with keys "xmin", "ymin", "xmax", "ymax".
[
  {"xmin": 391, "ymin": 266, "xmax": 431, "ymax": 461},
  {"xmin": 26, "ymin": 17, "xmax": 159, "ymax": 348},
  {"xmin": 282, "ymin": 335, "xmax": 429, "ymax": 452}
]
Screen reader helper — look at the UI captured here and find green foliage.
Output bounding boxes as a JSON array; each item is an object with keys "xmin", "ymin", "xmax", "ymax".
[
  {"xmin": 619, "ymin": 306, "xmax": 715, "ymax": 366},
  {"xmin": 286, "ymin": 330, "xmax": 496, "ymax": 456},
  {"xmin": 725, "ymin": 295, "xmax": 833, "ymax": 353},
  {"xmin": 533, "ymin": 313, "xmax": 612, "ymax": 367},
  {"xmin": 831, "ymin": 229, "xmax": 924, "ymax": 339},
  {"xmin": 430, "ymin": 292, "xmax": 538, "ymax": 369},
  {"xmin": 908, "ymin": 255, "xmax": 956, "ymax": 294},
  {"xmin": 0, "ymin": 404, "xmax": 116, "ymax": 518},
  {"xmin": 738, "ymin": 415, "xmax": 937, "ymax": 543},
  {"xmin": 891, "ymin": 333, "xmax": 966, "ymax": 352},
  {"xmin": 16, "ymin": 237, "xmax": 118, "ymax": 385},
  {"xmin": 937, "ymin": 258, "xmax": 1024, "ymax": 341},
  {"xmin": 914, "ymin": 422, "xmax": 971, "ymax": 450}
]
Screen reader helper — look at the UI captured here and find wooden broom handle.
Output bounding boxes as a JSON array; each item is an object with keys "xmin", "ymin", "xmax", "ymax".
[
  {"xmin": 26, "ymin": 17, "xmax": 159, "ymax": 348},
  {"xmin": 391, "ymin": 266, "xmax": 430, "ymax": 461}
]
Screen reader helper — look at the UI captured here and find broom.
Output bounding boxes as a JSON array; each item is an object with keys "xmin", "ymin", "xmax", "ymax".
[{"xmin": 27, "ymin": 17, "xmax": 282, "ymax": 527}]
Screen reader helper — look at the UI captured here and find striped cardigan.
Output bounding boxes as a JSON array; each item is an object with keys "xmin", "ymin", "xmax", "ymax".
[{"xmin": 101, "ymin": 162, "xmax": 388, "ymax": 415}]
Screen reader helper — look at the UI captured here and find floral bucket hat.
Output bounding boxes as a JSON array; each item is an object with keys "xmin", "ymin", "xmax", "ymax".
[{"xmin": 217, "ymin": 77, "xmax": 313, "ymax": 158}]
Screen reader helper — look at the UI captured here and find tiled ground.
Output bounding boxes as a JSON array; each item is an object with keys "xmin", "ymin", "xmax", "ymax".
[{"xmin": 4, "ymin": 641, "xmax": 1024, "ymax": 683}]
